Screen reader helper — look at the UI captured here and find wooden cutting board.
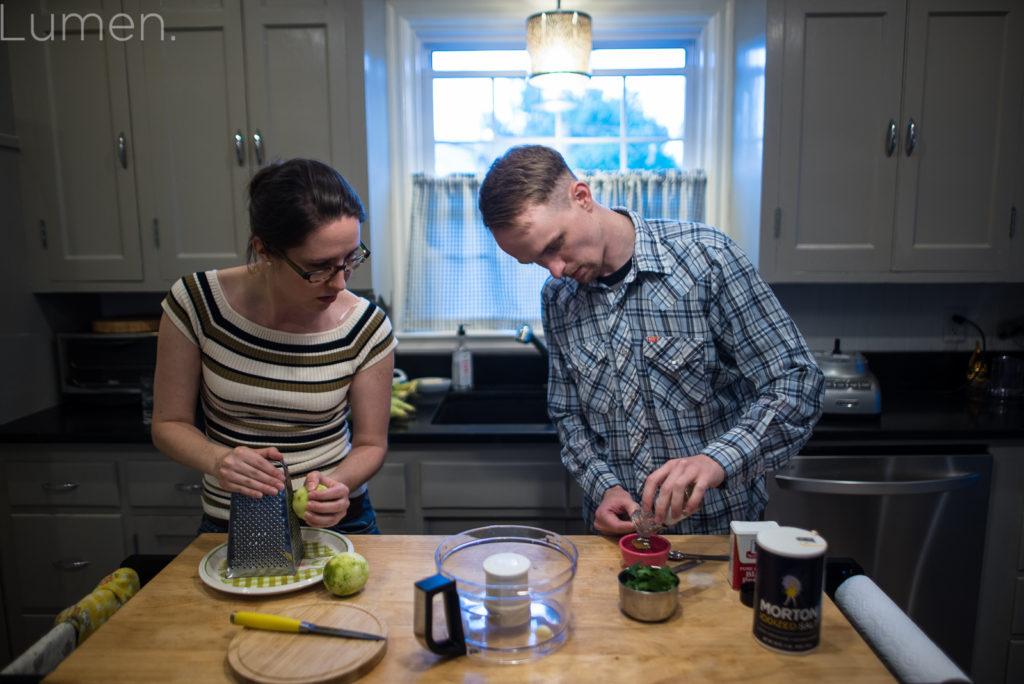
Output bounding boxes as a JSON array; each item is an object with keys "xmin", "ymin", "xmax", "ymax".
[
  {"xmin": 90, "ymin": 317, "xmax": 160, "ymax": 333},
  {"xmin": 227, "ymin": 603, "xmax": 388, "ymax": 684}
]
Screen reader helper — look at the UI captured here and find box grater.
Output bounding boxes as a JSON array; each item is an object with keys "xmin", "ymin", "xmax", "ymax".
[{"xmin": 225, "ymin": 461, "xmax": 305, "ymax": 578}]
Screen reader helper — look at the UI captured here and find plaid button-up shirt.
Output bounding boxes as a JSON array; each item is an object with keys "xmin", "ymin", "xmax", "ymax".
[{"xmin": 543, "ymin": 210, "xmax": 824, "ymax": 534}]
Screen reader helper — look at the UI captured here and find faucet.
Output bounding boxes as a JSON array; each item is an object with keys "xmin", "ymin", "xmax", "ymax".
[{"xmin": 515, "ymin": 324, "xmax": 548, "ymax": 358}]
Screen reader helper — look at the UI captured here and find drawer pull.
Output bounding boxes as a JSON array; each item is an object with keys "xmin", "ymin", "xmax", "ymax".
[
  {"xmin": 43, "ymin": 482, "xmax": 79, "ymax": 493},
  {"xmin": 53, "ymin": 560, "xmax": 90, "ymax": 571},
  {"xmin": 175, "ymin": 483, "xmax": 202, "ymax": 493}
]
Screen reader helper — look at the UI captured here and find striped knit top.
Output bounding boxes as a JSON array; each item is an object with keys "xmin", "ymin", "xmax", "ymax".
[{"xmin": 161, "ymin": 271, "xmax": 398, "ymax": 520}]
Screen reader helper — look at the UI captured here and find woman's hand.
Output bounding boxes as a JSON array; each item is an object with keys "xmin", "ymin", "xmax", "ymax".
[
  {"xmin": 212, "ymin": 446, "xmax": 286, "ymax": 498},
  {"xmin": 299, "ymin": 471, "xmax": 350, "ymax": 528}
]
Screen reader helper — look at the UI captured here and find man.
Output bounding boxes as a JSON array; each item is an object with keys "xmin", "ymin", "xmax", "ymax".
[{"xmin": 478, "ymin": 145, "xmax": 824, "ymax": 535}]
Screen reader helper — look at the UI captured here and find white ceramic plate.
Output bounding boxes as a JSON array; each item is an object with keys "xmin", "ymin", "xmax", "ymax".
[
  {"xmin": 198, "ymin": 527, "xmax": 352, "ymax": 596},
  {"xmin": 415, "ymin": 376, "xmax": 452, "ymax": 393}
]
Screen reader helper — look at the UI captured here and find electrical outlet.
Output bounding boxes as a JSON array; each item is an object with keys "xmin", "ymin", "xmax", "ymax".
[{"xmin": 944, "ymin": 308, "xmax": 967, "ymax": 343}]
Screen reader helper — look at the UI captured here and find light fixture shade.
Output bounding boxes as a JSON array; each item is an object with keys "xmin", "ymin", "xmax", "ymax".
[{"xmin": 526, "ymin": 9, "xmax": 592, "ymax": 83}]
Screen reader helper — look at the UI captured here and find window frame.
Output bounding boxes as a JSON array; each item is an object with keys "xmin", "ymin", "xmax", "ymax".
[
  {"xmin": 424, "ymin": 41, "xmax": 703, "ymax": 175},
  {"xmin": 383, "ymin": 0, "xmax": 736, "ymax": 338}
]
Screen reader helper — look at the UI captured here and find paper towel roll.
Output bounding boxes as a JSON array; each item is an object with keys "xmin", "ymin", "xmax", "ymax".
[{"xmin": 833, "ymin": 574, "xmax": 969, "ymax": 683}]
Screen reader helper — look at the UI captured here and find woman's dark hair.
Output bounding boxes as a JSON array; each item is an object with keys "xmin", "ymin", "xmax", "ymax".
[
  {"xmin": 478, "ymin": 145, "xmax": 575, "ymax": 233},
  {"xmin": 246, "ymin": 158, "xmax": 366, "ymax": 263}
]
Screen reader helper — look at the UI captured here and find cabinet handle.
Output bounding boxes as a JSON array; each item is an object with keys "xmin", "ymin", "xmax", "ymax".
[
  {"xmin": 234, "ymin": 130, "xmax": 245, "ymax": 166},
  {"xmin": 39, "ymin": 219, "xmax": 48, "ymax": 249},
  {"xmin": 252, "ymin": 129, "xmax": 264, "ymax": 166},
  {"xmin": 53, "ymin": 560, "xmax": 90, "ymax": 571},
  {"xmin": 885, "ymin": 119, "xmax": 897, "ymax": 157},
  {"xmin": 117, "ymin": 132, "xmax": 128, "ymax": 169},
  {"xmin": 42, "ymin": 482, "xmax": 78, "ymax": 493},
  {"xmin": 905, "ymin": 118, "xmax": 917, "ymax": 156},
  {"xmin": 175, "ymin": 482, "xmax": 202, "ymax": 493}
]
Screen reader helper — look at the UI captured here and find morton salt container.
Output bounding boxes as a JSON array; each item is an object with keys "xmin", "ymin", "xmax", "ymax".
[{"xmin": 751, "ymin": 526, "xmax": 827, "ymax": 654}]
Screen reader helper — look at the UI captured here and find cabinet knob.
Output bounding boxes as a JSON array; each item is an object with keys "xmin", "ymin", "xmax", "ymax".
[
  {"xmin": 53, "ymin": 560, "xmax": 90, "ymax": 571},
  {"xmin": 234, "ymin": 130, "xmax": 245, "ymax": 166},
  {"xmin": 42, "ymin": 482, "xmax": 79, "ymax": 493},
  {"xmin": 252, "ymin": 130, "xmax": 265, "ymax": 166},
  {"xmin": 117, "ymin": 132, "xmax": 128, "ymax": 169},
  {"xmin": 905, "ymin": 118, "xmax": 917, "ymax": 156}
]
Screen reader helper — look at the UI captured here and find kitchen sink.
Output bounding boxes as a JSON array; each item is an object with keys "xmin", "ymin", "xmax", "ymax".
[{"xmin": 430, "ymin": 388, "xmax": 551, "ymax": 425}]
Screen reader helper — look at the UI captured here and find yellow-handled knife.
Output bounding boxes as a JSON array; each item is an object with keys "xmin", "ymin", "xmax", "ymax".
[{"xmin": 230, "ymin": 611, "xmax": 386, "ymax": 641}]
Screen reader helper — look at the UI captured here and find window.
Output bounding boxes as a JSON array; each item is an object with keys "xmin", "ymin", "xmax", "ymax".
[
  {"xmin": 429, "ymin": 47, "xmax": 698, "ymax": 175},
  {"xmin": 383, "ymin": 2, "xmax": 730, "ymax": 337}
]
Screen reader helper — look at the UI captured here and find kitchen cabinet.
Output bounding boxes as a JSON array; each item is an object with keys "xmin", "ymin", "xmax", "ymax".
[
  {"xmin": 0, "ymin": 444, "xmax": 202, "ymax": 659},
  {"xmin": 377, "ymin": 444, "xmax": 585, "ymax": 535},
  {"xmin": 9, "ymin": 0, "xmax": 362, "ymax": 292},
  {"xmin": 7, "ymin": 0, "xmax": 143, "ymax": 284},
  {"xmin": 759, "ymin": 0, "xmax": 1024, "ymax": 282},
  {"xmin": 0, "ymin": 455, "xmax": 128, "ymax": 658},
  {"xmin": 974, "ymin": 445, "xmax": 1024, "ymax": 684}
]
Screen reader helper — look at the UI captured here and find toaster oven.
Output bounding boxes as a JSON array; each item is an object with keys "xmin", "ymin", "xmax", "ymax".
[{"xmin": 56, "ymin": 332, "xmax": 158, "ymax": 398}]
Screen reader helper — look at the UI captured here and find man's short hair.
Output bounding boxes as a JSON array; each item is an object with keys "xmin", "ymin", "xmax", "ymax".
[{"xmin": 478, "ymin": 145, "xmax": 576, "ymax": 232}]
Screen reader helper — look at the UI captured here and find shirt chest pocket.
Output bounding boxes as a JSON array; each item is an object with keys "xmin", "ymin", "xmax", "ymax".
[
  {"xmin": 566, "ymin": 341, "xmax": 614, "ymax": 414},
  {"xmin": 643, "ymin": 336, "xmax": 710, "ymax": 407}
]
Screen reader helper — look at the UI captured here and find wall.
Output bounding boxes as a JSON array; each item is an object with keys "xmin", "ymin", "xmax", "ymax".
[{"xmin": 0, "ymin": 42, "xmax": 58, "ymax": 424}]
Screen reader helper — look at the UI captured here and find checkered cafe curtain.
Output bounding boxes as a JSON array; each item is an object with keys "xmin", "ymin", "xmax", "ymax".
[{"xmin": 402, "ymin": 170, "xmax": 707, "ymax": 333}]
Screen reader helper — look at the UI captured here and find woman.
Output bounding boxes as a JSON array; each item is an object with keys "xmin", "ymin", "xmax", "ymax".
[{"xmin": 151, "ymin": 159, "xmax": 396, "ymax": 535}]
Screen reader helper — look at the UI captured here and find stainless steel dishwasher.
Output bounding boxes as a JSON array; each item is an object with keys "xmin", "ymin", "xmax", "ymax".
[{"xmin": 764, "ymin": 448, "xmax": 992, "ymax": 675}]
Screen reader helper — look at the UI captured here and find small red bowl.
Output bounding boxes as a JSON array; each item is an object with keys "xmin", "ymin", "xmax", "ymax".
[{"xmin": 620, "ymin": 533, "xmax": 671, "ymax": 566}]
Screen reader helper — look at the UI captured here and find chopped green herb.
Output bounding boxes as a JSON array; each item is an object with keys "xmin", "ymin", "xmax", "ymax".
[{"xmin": 621, "ymin": 562, "xmax": 679, "ymax": 592}]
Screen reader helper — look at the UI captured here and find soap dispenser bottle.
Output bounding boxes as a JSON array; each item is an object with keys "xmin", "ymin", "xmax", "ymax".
[{"xmin": 451, "ymin": 324, "xmax": 473, "ymax": 391}]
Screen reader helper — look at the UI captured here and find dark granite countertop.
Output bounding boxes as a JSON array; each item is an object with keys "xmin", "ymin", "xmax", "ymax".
[{"xmin": 1, "ymin": 352, "xmax": 1021, "ymax": 447}]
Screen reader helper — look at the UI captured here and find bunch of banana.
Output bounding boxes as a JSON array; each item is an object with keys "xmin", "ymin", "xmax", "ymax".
[{"xmin": 390, "ymin": 379, "xmax": 420, "ymax": 419}]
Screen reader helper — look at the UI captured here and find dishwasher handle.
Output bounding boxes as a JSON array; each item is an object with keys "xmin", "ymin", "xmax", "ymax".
[{"xmin": 774, "ymin": 470, "xmax": 980, "ymax": 496}]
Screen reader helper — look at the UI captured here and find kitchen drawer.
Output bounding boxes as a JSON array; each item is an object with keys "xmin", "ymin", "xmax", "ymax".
[
  {"xmin": 4, "ymin": 461, "xmax": 119, "ymax": 507},
  {"xmin": 1008, "ymin": 640, "xmax": 1024, "ymax": 684},
  {"xmin": 132, "ymin": 515, "xmax": 199, "ymax": 555},
  {"xmin": 10, "ymin": 513, "xmax": 126, "ymax": 610},
  {"xmin": 125, "ymin": 461, "xmax": 203, "ymax": 507},
  {"xmin": 369, "ymin": 462, "xmax": 406, "ymax": 511},
  {"xmin": 421, "ymin": 461, "xmax": 566, "ymax": 509}
]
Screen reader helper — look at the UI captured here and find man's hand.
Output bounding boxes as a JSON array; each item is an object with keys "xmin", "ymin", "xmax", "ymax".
[
  {"xmin": 593, "ymin": 485, "xmax": 640, "ymax": 535},
  {"xmin": 641, "ymin": 454, "xmax": 726, "ymax": 525}
]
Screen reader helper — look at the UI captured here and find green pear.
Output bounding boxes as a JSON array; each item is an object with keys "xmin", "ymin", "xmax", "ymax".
[{"xmin": 292, "ymin": 483, "xmax": 327, "ymax": 520}]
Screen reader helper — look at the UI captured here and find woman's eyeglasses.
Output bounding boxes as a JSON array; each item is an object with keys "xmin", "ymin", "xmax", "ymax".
[{"xmin": 278, "ymin": 242, "xmax": 370, "ymax": 284}]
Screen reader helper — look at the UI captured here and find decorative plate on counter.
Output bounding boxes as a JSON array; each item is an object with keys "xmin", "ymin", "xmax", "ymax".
[{"xmin": 199, "ymin": 528, "xmax": 352, "ymax": 596}]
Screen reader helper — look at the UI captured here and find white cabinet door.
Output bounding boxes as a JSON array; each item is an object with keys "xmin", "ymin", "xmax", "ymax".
[
  {"xmin": 772, "ymin": 0, "xmax": 905, "ymax": 275},
  {"xmin": 241, "ymin": 1, "xmax": 350, "ymax": 169},
  {"xmin": 761, "ymin": 0, "xmax": 1024, "ymax": 282},
  {"xmin": 891, "ymin": 0, "xmax": 1024, "ymax": 272},
  {"xmin": 9, "ymin": 0, "xmax": 143, "ymax": 284},
  {"xmin": 128, "ymin": 0, "xmax": 252, "ymax": 280}
]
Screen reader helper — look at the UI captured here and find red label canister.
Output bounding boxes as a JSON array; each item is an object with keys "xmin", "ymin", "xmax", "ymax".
[{"xmin": 752, "ymin": 526, "xmax": 828, "ymax": 654}]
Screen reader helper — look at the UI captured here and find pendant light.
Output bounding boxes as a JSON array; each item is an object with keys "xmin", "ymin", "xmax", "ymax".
[{"xmin": 526, "ymin": 1, "xmax": 592, "ymax": 92}]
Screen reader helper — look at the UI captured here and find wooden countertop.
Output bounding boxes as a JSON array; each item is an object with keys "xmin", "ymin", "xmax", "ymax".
[{"xmin": 44, "ymin": 534, "xmax": 892, "ymax": 683}]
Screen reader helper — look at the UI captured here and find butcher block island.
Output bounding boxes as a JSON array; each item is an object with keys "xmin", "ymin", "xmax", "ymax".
[{"xmin": 43, "ymin": 534, "xmax": 892, "ymax": 683}]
